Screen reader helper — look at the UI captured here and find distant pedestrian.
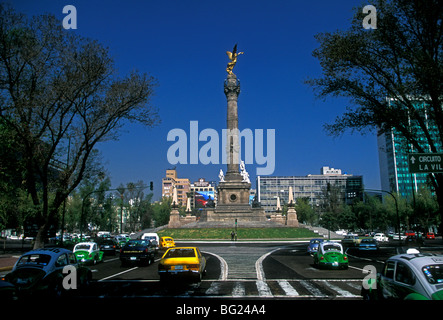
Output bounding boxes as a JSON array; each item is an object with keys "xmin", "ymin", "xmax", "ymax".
[{"xmin": 231, "ymin": 231, "xmax": 235, "ymax": 241}]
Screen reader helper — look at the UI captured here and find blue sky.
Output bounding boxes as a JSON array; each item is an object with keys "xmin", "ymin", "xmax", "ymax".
[{"xmin": 12, "ymin": 0, "xmax": 381, "ymax": 199}]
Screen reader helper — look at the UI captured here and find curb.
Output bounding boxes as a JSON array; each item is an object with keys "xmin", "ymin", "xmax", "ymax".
[{"xmin": 0, "ymin": 266, "xmax": 13, "ymax": 272}]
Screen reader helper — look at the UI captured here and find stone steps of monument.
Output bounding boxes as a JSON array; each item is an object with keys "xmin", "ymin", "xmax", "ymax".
[{"xmin": 177, "ymin": 220, "xmax": 288, "ymax": 229}]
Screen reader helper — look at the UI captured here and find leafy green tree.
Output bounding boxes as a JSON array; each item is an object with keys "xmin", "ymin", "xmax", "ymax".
[
  {"xmin": 294, "ymin": 197, "xmax": 316, "ymax": 225},
  {"xmin": 412, "ymin": 188, "xmax": 439, "ymax": 231},
  {"xmin": 152, "ymin": 197, "xmax": 172, "ymax": 227},
  {"xmin": 64, "ymin": 170, "xmax": 114, "ymax": 233},
  {"xmin": 0, "ymin": 5, "xmax": 159, "ymax": 248},
  {"xmin": 139, "ymin": 193, "xmax": 154, "ymax": 230},
  {"xmin": 306, "ymin": 0, "xmax": 443, "ymax": 233},
  {"xmin": 338, "ymin": 204, "xmax": 358, "ymax": 231},
  {"xmin": 319, "ymin": 183, "xmax": 344, "ymax": 230}
]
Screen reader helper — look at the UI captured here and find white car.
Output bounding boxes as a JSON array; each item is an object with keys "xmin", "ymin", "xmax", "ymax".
[
  {"xmin": 374, "ymin": 233, "xmax": 389, "ymax": 242},
  {"xmin": 390, "ymin": 233, "xmax": 407, "ymax": 240},
  {"xmin": 141, "ymin": 233, "xmax": 159, "ymax": 251}
]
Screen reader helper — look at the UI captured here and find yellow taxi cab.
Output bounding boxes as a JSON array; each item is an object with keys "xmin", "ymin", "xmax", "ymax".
[
  {"xmin": 158, "ymin": 247, "xmax": 206, "ymax": 282},
  {"xmin": 159, "ymin": 236, "xmax": 175, "ymax": 249}
]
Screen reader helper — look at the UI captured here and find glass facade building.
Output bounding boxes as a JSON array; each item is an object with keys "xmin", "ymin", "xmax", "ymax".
[
  {"xmin": 377, "ymin": 100, "xmax": 442, "ymax": 197},
  {"xmin": 256, "ymin": 167, "xmax": 363, "ymax": 214}
]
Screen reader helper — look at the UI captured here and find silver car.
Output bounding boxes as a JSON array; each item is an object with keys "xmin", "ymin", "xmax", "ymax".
[
  {"xmin": 307, "ymin": 238, "xmax": 324, "ymax": 255},
  {"xmin": 363, "ymin": 250, "xmax": 443, "ymax": 300}
]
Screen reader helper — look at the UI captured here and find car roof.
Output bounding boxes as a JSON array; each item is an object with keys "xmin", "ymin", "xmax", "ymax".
[
  {"xmin": 321, "ymin": 241, "xmax": 342, "ymax": 247},
  {"xmin": 389, "ymin": 253, "xmax": 443, "ymax": 269},
  {"xmin": 164, "ymin": 246, "xmax": 197, "ymax": 253},
  {"xmin": 74, "ymin": 242, "xmax": 96, "ymax": 246},
  {"xmin": 23, "ymin": 247, "xmax": 72, "ymax": 256}
]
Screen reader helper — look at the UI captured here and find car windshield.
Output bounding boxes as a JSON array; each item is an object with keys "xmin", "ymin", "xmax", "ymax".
[
  {"xmin": 422, "ymin": 264, "xmax": 443, "ymax": 284},
  {"xmin": 361, "ymin": 239, "xmax": 376, "ymax": 244},
  {"xmin": 164, "ymin": 248, "xmax": 195, "ymax": 258},
  {"xmin": 17, "ymin": 254, "xmax": 51, "ymax": 267},
  {"xmin": 310, "ymin": 240, "xmax": 322, "ymax": 244},
  {"xmin": 323, "ymin": 244, "xmax": 341, "ymax": 252},
  {"xmin": 75, "ymin": 244, "xmax": 91, "ymax": 250},
  {"xmin": 165, "ymin": 238, "xmax": 173, "ymax": 242},
  {"xmin": 126, "ymin": 240, "xmax": 149, "ymax": 247}
]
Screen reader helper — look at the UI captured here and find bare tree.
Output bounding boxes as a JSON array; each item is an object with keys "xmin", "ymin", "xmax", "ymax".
[{"xmin": 0, "ymin": 4, "xmax": 160, "ymax": 248}]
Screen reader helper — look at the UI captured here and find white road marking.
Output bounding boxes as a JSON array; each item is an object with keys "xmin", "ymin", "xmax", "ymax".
[
  {"xmin": 300, "ymin": 280, "xmax": 326, "ymax": 297},
  {"xmin": 202, "ymin": 251, "xmax": 228, "ymax": 281},
  {"xmin": 256, "ymin": 280, "xmax": 273, "ymax": 297},
  {"xmin": 278, "ymin": 280, "xmax": 299, "ymax": 296},
  {"xmin": 98, "ymin": 266, "xmax": 138, "ymax": 281},
  {"xmin": 232, "ymin": 281, "xmax": 245, "ymax": 297},
  {"xmin": 255, "ymin": 248, "xmax": 282, "ymax": 281},
  {"xmin": 205, "ymin": 281, "xmax": 221, "ymax": 295},
  {"xmin": 322, "ymin": 280, "xmax": 359, "ymax": 297}
]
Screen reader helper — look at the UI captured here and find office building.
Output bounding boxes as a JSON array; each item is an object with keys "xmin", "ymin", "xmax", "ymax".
[
  {"xmin": 257, "ymin": 167, "xmax": 363, "ymax": 213},
  {"xmin": 161, "ymin": 169, "xmax": 190, "ymax": 206},
  {"xmin": 377, "ymin": 99, "xmax": 442, "ymax": 197}
]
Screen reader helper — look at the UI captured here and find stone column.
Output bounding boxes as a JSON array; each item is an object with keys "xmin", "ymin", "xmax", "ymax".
[
  {"xmin": 168, "ymin": 187, "xmax": 181, "ymax": 228},
  {"xmin": 286, "ymin": 186, "xmax": 299, "ymax": 227},
  {"xmin": 224, "ymin": 73, "xmax": 242, "ymax": 181}
]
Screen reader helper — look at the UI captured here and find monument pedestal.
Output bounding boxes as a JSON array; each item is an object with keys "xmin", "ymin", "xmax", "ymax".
[
  {"xmin": 286, "ymin": 206, "xmax": 299, "ymax": 227},
  {"xmin": 168, "ymin": 208, "xmax": 181, "ymax": 228}
]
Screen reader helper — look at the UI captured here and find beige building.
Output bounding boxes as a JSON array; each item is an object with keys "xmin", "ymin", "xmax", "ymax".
[{"xmin": 162, "ymin": 169, "xmax": 190, "ymax": 206}]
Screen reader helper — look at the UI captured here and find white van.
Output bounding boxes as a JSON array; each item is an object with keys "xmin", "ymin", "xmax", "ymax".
[{"xmin": 141, "ymin": 233, "xmax": 159, "ymax": 251}]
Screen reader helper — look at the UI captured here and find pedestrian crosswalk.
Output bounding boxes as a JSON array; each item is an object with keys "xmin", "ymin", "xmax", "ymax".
[
  {"xmin": 93, "ymin": 278, "xmax": 363, "ymax": 299},
  {"xmin": 199, "ymin": 279, "xmax": 362, "ymax": 299}
]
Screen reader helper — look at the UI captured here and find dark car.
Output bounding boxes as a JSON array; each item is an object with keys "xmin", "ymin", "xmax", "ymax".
[
  {"xmin": 1, "ymin": 247, "xmax": 91, "ymax": 298},
  {"xmin": 98, "ymin": 239, "xmax": 118, "ymax": 255},
  {"xmin": 120, "ymin": 239, "xmax": 156, "ymax": 266},
  {"xmin": 405, "ymin": 235, "xmax": 424, "ymax": 247},
  {"xmin": 358, "ymin": 238, "xmax": 379, "ymax": 252}
]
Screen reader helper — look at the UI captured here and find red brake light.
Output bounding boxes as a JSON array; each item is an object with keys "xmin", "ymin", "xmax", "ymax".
[
  {"xmin": 320, "ymin": 256, "xmax": 324, "ymax": 260},
  {"xmin": 344, "ymin": 256, "xmax": 348, "ymax": 260}
]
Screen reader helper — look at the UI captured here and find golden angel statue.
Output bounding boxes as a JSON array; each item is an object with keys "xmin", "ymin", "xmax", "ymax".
[{"xmin": 226, "ymin": 44, "xmax": 244, "ymax": 75}]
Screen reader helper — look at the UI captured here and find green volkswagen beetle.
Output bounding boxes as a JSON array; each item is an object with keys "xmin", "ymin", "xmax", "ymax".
[
  {"xmin": 313, "ymin": 241, "xmax": 348, "ymax": 269},
  {"xmin": 73, "ymin": 242, "xmax": 104, "ymax": 265}
]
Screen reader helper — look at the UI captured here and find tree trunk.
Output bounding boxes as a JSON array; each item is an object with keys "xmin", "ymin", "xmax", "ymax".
[{"xmin": 33, "ymin": 224, "xmax": 48, "ymax": 249}]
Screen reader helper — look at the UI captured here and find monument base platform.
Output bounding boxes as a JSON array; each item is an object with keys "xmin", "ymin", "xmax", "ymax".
[{"xmin": 202, "ymin": 206, "xmax": 266, "ymax": 223}]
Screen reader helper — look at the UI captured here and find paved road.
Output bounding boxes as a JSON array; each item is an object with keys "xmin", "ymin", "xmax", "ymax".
[
  {"xmin": 81, "ymin": 241, "xmax": 389, "ymax": 299},
  {"xmin": 3, "ymin": 240, "xmax": 442, "ymax": 300}
]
